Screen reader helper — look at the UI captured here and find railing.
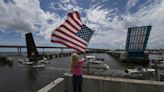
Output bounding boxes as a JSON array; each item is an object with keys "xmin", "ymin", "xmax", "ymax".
[{"xmin": 37, "ymin": 73, "xmax": 164, "ymax": 92}]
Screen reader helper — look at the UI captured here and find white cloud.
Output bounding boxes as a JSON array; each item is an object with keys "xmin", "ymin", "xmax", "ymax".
[
  {"xmin": 83, "ymin": 4, "xmax": 126, "ymax": 49},
  {"xmin": 85, "ymin": 0, "xmax": 164, "ymax": 49},
  {"xmin": 0, "ymin": 0, "xmax": 164, "ymax": 49},
  {"xmin": 86, "ymin": 5, "xmax": 108, "ymax": 24},
  {"xmin": 49, "ymin": 0, "xmax": 81, "ymax": 12},
  {"xmin": 0, "ymin": 0, "xmax": 64, "ymax": 47},
  {"xmin": 130, "ymin": 0, "xmax": 164, "ymax": 49},
  {"xmin": 39, "ymin": 18, "xmax": 64, "ymax": 40},
  {"xmin": 0, "ymin": 0, "xmax": 59, "ymax": 34},
  {"xmin": 45, "ymin": 0, "xmax": 164, "ymax": 49},
  {"xmin": 127, "ymin": 0, "xmax": 139, "ymax": 9}
]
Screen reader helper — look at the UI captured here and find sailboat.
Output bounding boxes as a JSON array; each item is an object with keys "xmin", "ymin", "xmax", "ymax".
[{"xmin": 18, "ymin": 32, "xmax": 49, "ymax": 68}]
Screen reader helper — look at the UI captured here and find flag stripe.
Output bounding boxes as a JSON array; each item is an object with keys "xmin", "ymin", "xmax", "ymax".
[
  {"xmin": 52, "ymin": 33, "xmax": 86, "ymax": 49},
  {"xmin": 51, "ymin": 38, "xmax": 85, "ymax": 52},
  {"xmin": 67, "ymin": 17, "xmax": 81, "ymax": 30},
  {"xmin": 73, "ymin": 12, "xmax": 83, "ymax": 25},
  {"xmin": 51, "ymin": 35, "xmax": 85, "ymax": 51},
  {"xmin": 60, "ymin": 25, "xmax": 76, "ymax": 34},
  {"xmin": 53, "ymin": 31, "xmax": 86, "ymax": 48},
  {"xmin": 57, "ymin": 27, "xmax": 88, "ymax": 45},
  {"xmin": 63, "ymin": 22, "xmax": 78, "ymax": 33},
  {"xmin": 69, "ymin": 14, "xmax": 81, "ymax": 27},
  {"xmin": 55, "ymin": 28, "xmax": 87, "ymax": 46},
  {"xmin": 66, "ymin": 20, "xmax": 79, "ymax": 31},
  {"xmin": 51, "ymin": 40, "xmax": 85, "ymax": 52}
]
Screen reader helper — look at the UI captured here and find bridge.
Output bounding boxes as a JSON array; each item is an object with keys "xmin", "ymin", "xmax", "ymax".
[{"xmin": 0, "ymin": 45, "xmax": 110, "ymax": 55}]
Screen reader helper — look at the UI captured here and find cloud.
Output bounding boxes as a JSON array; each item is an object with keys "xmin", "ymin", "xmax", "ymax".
[
  {"xmin": 49, "ymin": 0, "xmax": 81, "ymax": 12},
  {"xmin": 0, "ymin": 0, "xmax": 58, "ymax": 34},
  {"xmin": 0, "ymin": 0, "xmax": 65, "ymax": 47},
  {"xmin": 127, "ymin": 0, "xmax": 139, "ymax": 9},
  {"xmin": 83, "ymin": 4, "xmax": 126, "ymax": 49},
  {"xmin": 84, "ymin": 0, "xmax": 164, "ymax": 49},
  {"xmin": 130, "ymin": 0, "xmax": 164, "ymax": 49},
  {"xmin": 0, "ymin": 0, "xmax": 164, "ymax": 49}
]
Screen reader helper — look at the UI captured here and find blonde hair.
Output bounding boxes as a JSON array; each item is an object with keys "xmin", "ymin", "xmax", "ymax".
[{"xmin": 71, "ymin": 53, "xmax": 79, "ymax": 68}]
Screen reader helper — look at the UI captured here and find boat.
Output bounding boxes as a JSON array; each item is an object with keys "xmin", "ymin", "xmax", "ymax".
[
  {"xmin": 31, "ymin": 62, "xmax": 46, "ymax": 68},
  {"xmin": 125, "ymin": 66, "xmax": 155, "ymax": 74},
  {"xmin": 149, "ymin": 60, "xmax": 164, "ymax": 68},
  {"xmin": 0, "ymin": 56, "xmax": 13, "ymax": 66},
  {"xmin": 124, "ymin": 66, "xmax": 155, "ymax": 79},
  {"xmin": 82, "ymin": 55, "xmax": 109, "ymax": 71},
  {"xmin": 156, "ymin": 61, "xmax": 164, "ymax": 68},
  {"xmin": 18, "ymin": 57, "xmax": 48, "ymax": 67},
  {"xmin": 39, "ymin": 57, "xmax": 50, "ymax": 64},
  {"xmin": 18, "ymin": 58, "xmax": 33, "ymax": 65},
  {"xmin": 148, "ymin": 53, "xmax": 164, "ymax": 68}
]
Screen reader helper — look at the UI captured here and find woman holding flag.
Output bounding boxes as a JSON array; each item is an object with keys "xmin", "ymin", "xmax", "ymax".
[{"xmin": 71, "ymin": 52, "xmax": 85, "ymax": 92}]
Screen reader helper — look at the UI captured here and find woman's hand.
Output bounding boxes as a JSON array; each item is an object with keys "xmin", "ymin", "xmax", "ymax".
[{"xmin": 81, "ymin": 58, "xmax": 86, "ymax": 62}]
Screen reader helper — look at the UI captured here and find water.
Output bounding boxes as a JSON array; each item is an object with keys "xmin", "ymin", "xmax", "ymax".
[
  {"xmin": 0, "ymin": 53, "xmax": 161, "ymax": 92},
  {"xmin": 0, "ymin": 52, "xmax": 20, "ymax": 56},
  {"xmin": 0, "ymin": 56, "xmax": 70, "ymax": 92}
]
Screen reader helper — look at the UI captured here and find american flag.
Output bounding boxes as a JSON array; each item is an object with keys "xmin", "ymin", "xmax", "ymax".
[{"xmin": 51, "ymin": 11, "xmax": 94, "ymax": 52}]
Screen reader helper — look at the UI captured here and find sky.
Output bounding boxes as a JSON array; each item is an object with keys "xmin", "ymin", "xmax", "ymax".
[{"xmin": 0, "ymin": 0, "xmax": 164, "ymax": 50}]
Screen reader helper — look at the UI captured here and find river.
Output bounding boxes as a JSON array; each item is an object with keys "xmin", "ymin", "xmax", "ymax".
[{"xmin": 0, "ymin": 53, "xmax": 162, "ymax": 92}]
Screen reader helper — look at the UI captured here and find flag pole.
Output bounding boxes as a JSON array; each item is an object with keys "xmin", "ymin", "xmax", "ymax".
[
  {"xmin": 83, "ymin": 51, "xmax": 86, "ymax": 61},
  {"xmin": 84, "ymin": 49, "xmax": 90, "ymax": 74}
]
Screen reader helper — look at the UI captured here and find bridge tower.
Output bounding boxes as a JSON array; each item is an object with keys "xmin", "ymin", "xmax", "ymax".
[
  {"xmin": 25, "ymin": 32, "xmax": 39, "ymax": 61},
  {"xmin": 125, "ymin": 26, "xmax": 151, "ymax": 63}
]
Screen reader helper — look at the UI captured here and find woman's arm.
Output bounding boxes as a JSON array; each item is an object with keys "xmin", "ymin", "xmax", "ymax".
[{"xmin": 79, "ymin": 58, "xmax": 85, "ymax": 65}]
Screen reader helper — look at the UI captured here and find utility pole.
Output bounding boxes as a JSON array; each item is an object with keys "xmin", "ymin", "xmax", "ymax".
[{"xmin": 154, "ymin": 60, "xmax": 159, "ymax": 81}]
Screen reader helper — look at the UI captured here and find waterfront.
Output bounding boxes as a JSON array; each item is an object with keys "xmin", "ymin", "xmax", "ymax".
[
  {"xmin": 0, "ymin": 53, "xmax": 164, "ymax": 92},
  {"xmin": 0, "ymin": 53, "xmax": 117, "ymax": 92}
]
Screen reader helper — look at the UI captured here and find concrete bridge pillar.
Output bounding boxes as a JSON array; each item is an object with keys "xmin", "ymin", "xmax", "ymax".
[
  {"xmin": 17, "ymin": 48, "xmax": 21, "ymax": 56},
  {"xmin": 42, "ymin": 48, "xmax": 44, "ymax": 54}
]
